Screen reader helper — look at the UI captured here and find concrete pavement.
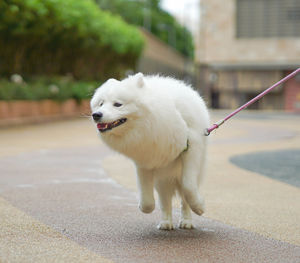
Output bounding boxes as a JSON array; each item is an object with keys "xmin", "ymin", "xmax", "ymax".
[{"xmin": 0, "ymin": 111, "xmax": 300, "ymax": 262}]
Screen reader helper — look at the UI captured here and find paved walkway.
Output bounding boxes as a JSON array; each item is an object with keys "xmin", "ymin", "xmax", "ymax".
[{"xmin": 0, "ymin": 111, "xmax": 300, "ymax": 262}]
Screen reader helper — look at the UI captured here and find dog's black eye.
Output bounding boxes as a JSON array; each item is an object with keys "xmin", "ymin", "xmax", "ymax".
[
  {"xmin": 99, "ymin": 101, "xmax": 104, "ymax": 107},
  {"xmin": 113, "ymin": 102, "xmax": 122, "ymax": 107}
]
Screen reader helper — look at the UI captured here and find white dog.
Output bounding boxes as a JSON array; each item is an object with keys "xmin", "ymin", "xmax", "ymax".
[{"xmin": 90, "ymin": 73, "xmax": 209, "ymax": 230}]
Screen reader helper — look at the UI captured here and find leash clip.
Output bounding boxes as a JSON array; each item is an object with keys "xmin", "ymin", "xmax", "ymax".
[{"xmin": 204, "ymin": 119, "xmax": 225, "ymax": 136}]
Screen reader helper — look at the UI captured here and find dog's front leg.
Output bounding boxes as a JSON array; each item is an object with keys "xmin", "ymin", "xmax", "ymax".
[{"xmin": 136, "ymin": 167, "xmax": 155, "ymax": 213}]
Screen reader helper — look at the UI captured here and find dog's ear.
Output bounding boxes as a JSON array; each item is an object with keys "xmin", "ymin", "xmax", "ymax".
[{"xmin": 136, "ymin": 72, "xmax": 144, "ymax": 88}]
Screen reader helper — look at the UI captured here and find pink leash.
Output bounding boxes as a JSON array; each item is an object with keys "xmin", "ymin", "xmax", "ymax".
[{"xmin": 204, "ymin": 67, "xmax": 300, "ymax": 136}]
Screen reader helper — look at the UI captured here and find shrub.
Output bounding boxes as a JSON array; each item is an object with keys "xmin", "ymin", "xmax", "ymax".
[
  {"xmin": 0, "ymin": 0, "xmax": 144, "ymax": 80},
  {"xmin": 0, "ymin": 76, "xmax": 99, "ymax": 102}
]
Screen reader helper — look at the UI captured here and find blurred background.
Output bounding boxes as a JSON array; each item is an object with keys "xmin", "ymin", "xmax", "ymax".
[{"xmin": 0, "ymin": 0, "xmax": 300, "ymax": 126}]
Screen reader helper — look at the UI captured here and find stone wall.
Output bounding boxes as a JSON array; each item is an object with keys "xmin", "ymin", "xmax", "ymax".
[
  {"xmin": 137, "ymin": 29, "xmax": 196, "ymax": 85},
  {"xmin": 0, "ymin": 100, "xmax": 90, "ymax": 127}
]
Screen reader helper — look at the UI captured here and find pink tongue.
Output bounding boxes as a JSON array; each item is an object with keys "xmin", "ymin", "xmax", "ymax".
[{"xmin": 97, "ymin": 123, "xmax": 107, "ymax": 129}]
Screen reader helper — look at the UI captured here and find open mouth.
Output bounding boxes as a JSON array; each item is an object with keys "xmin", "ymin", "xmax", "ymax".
[{"xmin": 97, "ymin": 118, "xmax": 127, "ymax": 132}]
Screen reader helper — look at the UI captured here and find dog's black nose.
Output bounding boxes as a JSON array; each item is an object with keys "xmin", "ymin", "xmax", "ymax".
[{"xmin": 92, "ymin": 112, "xmax": 103, "ymax": 121}]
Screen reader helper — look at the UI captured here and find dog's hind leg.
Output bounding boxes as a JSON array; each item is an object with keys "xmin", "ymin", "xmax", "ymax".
[
  {"xmin": 155, "ymin": 176, "xmax": 174, "ymax": 230},
  {"xmin": 181, "ymin": 133, "xmax": 207, "ymax": 216},
  {"xmin": 178, "ymin": 196, "xmax": 194, "ymax": 229}
]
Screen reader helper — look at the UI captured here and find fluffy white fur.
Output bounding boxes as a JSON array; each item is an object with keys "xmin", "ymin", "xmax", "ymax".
[{"xmin": 90, "ymin": 73, "xmax": 209, "ymax": 230}]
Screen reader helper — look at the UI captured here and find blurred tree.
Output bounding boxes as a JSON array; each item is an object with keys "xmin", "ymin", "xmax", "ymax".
[
  {"xmin": 96, "ymin": 0, "xmax": 194, "ymax": 59},
  {"xmin": 0, "ymin": 0, "xmax": 144, "ymax": 79}
]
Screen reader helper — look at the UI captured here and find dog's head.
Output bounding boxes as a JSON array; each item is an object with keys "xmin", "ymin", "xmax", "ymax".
[{"xmin": 90, "ymin": 73, "xmax": 146, "ymax": 134}]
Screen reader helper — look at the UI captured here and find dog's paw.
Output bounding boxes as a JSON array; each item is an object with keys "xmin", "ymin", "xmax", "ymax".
[
  {"xmin": 179, "ymin": 219, "xmax": 194, "ymax": 229},
  {"xmin": 191, "ymin": 205, "xmax": 204, "ymax": 216},
  {"xmin": 139, "ymin": 202, "xmax": 155, "ymax": 214},
  {"xmin": 157, "ymin": 220, "xmax": 174, "ymax": 230},
  {"xmin": 190, "ymin": 202, "xmax": 205, "ymax": 216}
]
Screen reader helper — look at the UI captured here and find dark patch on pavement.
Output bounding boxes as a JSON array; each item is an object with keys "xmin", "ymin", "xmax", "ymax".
[
  {"xmin": 1, "ymin": 146, "xmax": 300, "ymax": 262},
  {"xmin": 230, "ymin": 149, "xmax": 300, "ymax": 188}
]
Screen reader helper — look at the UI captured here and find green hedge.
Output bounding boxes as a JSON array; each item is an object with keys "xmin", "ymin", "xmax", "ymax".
[
  {"xmin": 0, "ymin": 76, "xmax": 99, "ymax": 102},
  {"xmin": 0, "ymin": 0, "xmax": 144, "ymax": 79}
]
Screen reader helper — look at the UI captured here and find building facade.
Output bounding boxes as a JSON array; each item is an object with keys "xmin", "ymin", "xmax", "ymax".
[{"xmin": 196, "ymin": 0, "xmax": 300, "ymax": 111}]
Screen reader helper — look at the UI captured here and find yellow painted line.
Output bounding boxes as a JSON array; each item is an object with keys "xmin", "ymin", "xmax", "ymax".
[{"xmin": 0, "ymin": 197, "xmax": 112, "ymax": 263}]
